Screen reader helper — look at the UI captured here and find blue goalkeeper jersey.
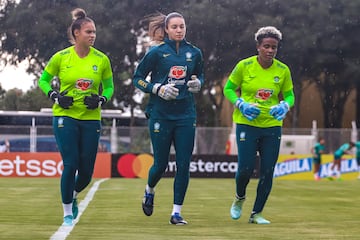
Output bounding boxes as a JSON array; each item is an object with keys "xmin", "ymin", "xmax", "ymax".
[{"xmin": 133, "ymin": 38, "xmax": 204, "ymax": 120}]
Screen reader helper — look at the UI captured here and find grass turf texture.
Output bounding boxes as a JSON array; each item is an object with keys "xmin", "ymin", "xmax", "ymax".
[{"xmin": 0, "ymin": 178, "xmax": 359, "ymax": 240}]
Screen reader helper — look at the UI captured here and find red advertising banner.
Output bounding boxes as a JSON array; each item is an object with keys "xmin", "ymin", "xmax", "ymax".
[{"xmin": 0, "ymin": 152, "xmax": 111, "ymax": 178}]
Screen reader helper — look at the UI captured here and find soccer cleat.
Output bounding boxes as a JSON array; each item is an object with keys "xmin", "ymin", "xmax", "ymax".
[
  {"xmin": 62, "ymin": 215, "xmax": 74, "ymax": 227},
  {"xmin": 142, "ymin": 191, "xmax": 154, "ymax": 216},
  {"xmin": 230, "ymin": 197, "xmax": 245, "ymax": 220},
  {"xmin": 72, "ymin": 198, "xmax": 78, "ymax": 219},
  {"xmin": 249, "ymin": 213, "xmax": 270, "ymax": 224},
  {"xmin": 169, "ymin": 213, "xmax": 188, "ymax": 225}
]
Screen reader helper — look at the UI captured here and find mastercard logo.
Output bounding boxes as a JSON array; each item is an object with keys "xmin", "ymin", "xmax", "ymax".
[{"xmin": 116, "ymin": 153, "xmax": 154, "ymax": 178}]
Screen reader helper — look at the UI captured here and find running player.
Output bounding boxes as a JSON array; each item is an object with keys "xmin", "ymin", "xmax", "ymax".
[
  {"xmin": 311, "ymin": 137, "xmax": 326, "ymax": 180},
  {"xmin": 38, "ymin": 8, "xmax": 114, "ymax": 226},
  {"xmin": 133, "ymin": 12, "xmax": 204, "ymax": 225},
  {"xmin": 144, "ymin": 12, "xmax": 166, "ymax": 48},
  {"xmin": 223, "ymin": 26, "xmax": 295, "ymax": 224},
  {"xmin": 356, "ymin": 141, "xmax": 360, "ymax": 179},
  {"xmin": 330, "ymin": 141, "xmax": 355, "ymax": 180}
]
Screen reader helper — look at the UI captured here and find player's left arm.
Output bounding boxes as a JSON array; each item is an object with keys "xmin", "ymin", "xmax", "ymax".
[
  {"xmin": 281, "ymin": 66, "xmax": 295, "ymax": 108},
  {"xmin": 101, "ymin": 56, "xmax": 114, "ymax": 101},
  {"xmin": 282, "ymin": 89, "xmax": 295, "ymax": 108},
  {"xmin": 102, "ymin": 77, "xmax": 114, "ymax": 101}
]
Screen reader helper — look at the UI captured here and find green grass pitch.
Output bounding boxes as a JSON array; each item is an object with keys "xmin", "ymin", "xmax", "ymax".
[{"xmin": 0, "ymin": 178, "xmax": 359, "ymax": 240}]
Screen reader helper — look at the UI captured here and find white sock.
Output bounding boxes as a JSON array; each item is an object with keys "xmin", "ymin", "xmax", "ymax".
[
  {"xmin": 171, "ymin": 204, "xmax": 182, "ymax": 215},
  {"xmin": 63, "ymin": 203, "xmax": 72, "ymax": 217},
  {"xmin": 235, "ymin": 194, "xmax": 245, "ymax": 200},
  {"xmin": 73, "ymin": 191, "xmax": 79, "ymax": 199},
  {"xmin": 146, "ymin": 184, "xmax": 155, "ymax": 194}
]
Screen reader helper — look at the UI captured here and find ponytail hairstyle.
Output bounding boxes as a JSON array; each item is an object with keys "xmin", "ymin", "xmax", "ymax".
[
  {"xmin": 68, "ymin": 8, "xmax": 94, "ymax": 44},
  {"xmin": 143, "ymin": 12, "xmax": 166, "ymax": 40}
]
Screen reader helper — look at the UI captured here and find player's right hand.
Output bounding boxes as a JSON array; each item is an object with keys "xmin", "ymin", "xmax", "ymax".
[
  {"xmin": 48, "ymin": 90, "xmax": 74, "ymax": 109},
  {"xmin": 235, "ymin": 98, "xmax": 260, "ymax": 121},
  {"xmin": 152, "ymin": 83, "xmax": 179, "ymax": 100}
]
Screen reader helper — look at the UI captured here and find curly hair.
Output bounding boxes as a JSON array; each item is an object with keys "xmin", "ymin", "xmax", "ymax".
[{"xmin": 254, "ymin": 26, "xmax": 282, "ymax": 43}]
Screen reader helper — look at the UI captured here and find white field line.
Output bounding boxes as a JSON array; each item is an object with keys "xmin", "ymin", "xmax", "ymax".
[{"xmin": 50, "ymin": 178, "xmax": 109, "ymax": 240}]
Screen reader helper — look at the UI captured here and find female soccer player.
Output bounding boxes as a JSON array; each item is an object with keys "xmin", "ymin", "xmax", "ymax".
[
  {"xmin": 38, "ymin": 8, "xmax": 114, "ymax": 226},
  {"xmin": 223, "ymin": 26, "xmax": 295, "ymax": 224},
  {"xmin": 330, "ymin": 141, "xmax": 355, "ymax": 180},
  {"xmin": 311, "ymin": 137, "xmax": 326, "ymax": 180},
  {"xmin": 133, "ymin": 12, "xmax": 204, "ymax": 225},
  {"xmin": 144, "ymin": 12, "xmax": 166, "ymax": 48},
  {"xmin": 356, "ymin": 141, "xmax": 360, "ymax": 179}
]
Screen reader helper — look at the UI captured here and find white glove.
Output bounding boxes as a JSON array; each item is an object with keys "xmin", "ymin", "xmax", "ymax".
[
  {"xmin": 187, "ymin": 75, "xmax": 201, "ymax": 93},
  {"xmin": 152, "ymin": 83, "xmax": 179, "ymax": 100}
]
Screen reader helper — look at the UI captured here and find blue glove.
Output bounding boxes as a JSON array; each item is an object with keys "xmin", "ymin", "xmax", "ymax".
[
  {"xmin": 235, "ymin": 98, "xmax": 260, "ymax": 121},
  {"xmin": 269, "ymin": 101, "xmax": 289, "ymax": 120}
]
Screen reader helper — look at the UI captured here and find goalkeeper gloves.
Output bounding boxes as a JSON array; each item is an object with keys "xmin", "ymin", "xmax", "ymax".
[
  {"xmin": 187, "ymin": 75, "xmax": 201, "ymax": 93},
  {"xmin": 235, "ymin": 98, "xmax": 260, "ymax": 121},
  {"xmin": 270, "ymin": 101, "xmax": 289, "ymax": 120},
  {"xmin": 152, "ymin": 83, "xmax": 179, "ymax": 100},
  {"xmin": 48, "ymin": 90, "xmax": 74, "ymax": 109},
  {"xmin": 84, "ymin": 94, "xmax": 107, "ymax": 109}
]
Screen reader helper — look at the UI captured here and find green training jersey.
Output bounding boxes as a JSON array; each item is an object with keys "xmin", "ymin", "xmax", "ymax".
[
  {"xmin": 355, "ymin": 141, "xmax": 360, "ymax": 158},
  {"xmin": 313, "ymin": 142, "xmax": 325, "ymax": 157},
  {"xmin": 228, "ymin": 56, "xmax": 293, "ymax": 127},
  {"xmin": 334, "ymin": 143, "xmax": 351, "ymax": 157},
  {"xmin": 43, "ymin": 46, "xmax": 113, "ymax": 120}
]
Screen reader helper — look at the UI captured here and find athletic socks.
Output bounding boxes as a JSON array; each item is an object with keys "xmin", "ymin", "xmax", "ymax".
[
  {"xmin": 62, "ymin": 203, "xmax": 72, "ymax": 217},
  {"xmin": 145, "ymin": 184, "xmax": 155, "ymax": 194},
  {"xmin": 171, "ymin": 204, "xmax": 183, "ymax": 216}
]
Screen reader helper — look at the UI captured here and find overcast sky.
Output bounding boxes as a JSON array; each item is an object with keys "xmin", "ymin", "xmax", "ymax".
[{"xmin": 0, "ymin": 62, "xmax": 35, "ymax": 92}]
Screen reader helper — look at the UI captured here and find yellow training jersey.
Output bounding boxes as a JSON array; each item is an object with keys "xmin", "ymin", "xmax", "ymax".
[
  {"xmin": 228, "ymin": 55, "xmax": 293, "ymax": 127},
  {"xmin": 44, "ymin": 46, "xmax": 113, "ymax": 120}
]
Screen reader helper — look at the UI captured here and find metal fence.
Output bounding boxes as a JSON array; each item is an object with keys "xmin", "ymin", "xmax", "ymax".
[{"xmin": 0, "ymin": 125, "xmax": 358, "ymax": 155}]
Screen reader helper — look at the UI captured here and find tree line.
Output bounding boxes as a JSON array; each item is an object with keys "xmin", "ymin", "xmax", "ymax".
[{"xmin": 0, "ymin": 0, "xmax": 359, "ymax": 128}]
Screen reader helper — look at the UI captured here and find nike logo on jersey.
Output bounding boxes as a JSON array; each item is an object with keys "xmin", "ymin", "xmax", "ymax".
[{"xmin": 163, "ymin": 54, "xmax": 171, "ymax": 58}]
